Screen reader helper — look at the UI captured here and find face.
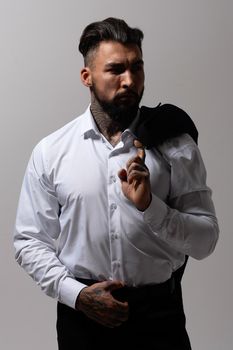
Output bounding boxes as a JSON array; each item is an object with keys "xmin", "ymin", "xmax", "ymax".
[{"xmin": 81, "ymin": 41, "xmax": 145, "ymax": 121}]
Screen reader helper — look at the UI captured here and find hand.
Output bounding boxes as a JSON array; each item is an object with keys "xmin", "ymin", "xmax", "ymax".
[
  {"xmin": 118, "ymin": 140, "xmax": 152, "ymax": 211},
  {"xmin": 75, "ymin": 280, "xmax": 129, "ymax": 328}
]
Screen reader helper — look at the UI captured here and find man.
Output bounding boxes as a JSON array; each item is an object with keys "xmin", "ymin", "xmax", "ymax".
[{"xmin": 14, "ymin": 17, "xmax": 219, "ymax": 349}]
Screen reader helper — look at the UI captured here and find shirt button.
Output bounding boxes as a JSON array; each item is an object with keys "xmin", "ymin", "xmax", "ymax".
[
  {"xmin": 111, "ymin": 233, "xmax": 119, "ymax": 241},
  {"xmin": 110, "ymin": 203, "xmax": 117, "ymax": 211},
  {"xmin": 112, "ymin": 261, "xmax": 121, "ymax": 267},
  {"xmin": 110, "ymin": 175, "xmax": 116, "ymax": 183}
]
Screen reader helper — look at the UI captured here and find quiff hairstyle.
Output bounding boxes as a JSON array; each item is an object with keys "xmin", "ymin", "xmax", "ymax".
[{"xmin": 78, "ymin": 17, "xmax": 144, "ymax": 66}]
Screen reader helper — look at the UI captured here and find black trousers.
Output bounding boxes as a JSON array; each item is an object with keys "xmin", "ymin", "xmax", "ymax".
[{"xmin": 57, "ymin": 276, "xmax": 191, "ymax": 350}]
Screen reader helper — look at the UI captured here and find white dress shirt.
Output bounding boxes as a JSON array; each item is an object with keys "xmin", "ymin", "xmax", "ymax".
[{"xmin": 14, "ymin": 106, "xmax": 219, "ymax": 309}]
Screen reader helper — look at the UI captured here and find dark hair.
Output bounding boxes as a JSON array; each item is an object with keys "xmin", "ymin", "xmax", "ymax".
[{"xmin": 78, "ymin": 17, "xmax": 144, "ymax": 65}]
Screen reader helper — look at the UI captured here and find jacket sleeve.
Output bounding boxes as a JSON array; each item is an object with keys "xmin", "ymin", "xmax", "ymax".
[
  {"xmin": 13, "ymin": 140, "xmax": 86, "ymax": 308},
  {"xmin": 142, "ymin": 133, "xmax": 219, "ymax": 260}
]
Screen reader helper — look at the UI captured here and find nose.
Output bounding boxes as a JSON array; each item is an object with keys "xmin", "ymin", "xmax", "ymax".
[{"xmin": 121, "ymin": 70, "xmax": 133, "ymax": 89}]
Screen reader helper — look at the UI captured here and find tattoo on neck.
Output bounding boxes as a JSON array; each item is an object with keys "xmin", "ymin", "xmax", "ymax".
[{"xmin": 90, "ymin": 97, "xmax": 123, "ymax": 146}]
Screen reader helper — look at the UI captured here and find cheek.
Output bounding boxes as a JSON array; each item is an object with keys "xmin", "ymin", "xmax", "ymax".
[
  {"xmin": 138, "ymin": 72, "xmax": 145, "ymax": 86},
  {"xmin": 96, "ymin": 77, "xmax": 120, "ymax": 97},
  {"xmin": 138, "ymin": 77, "xmax": 145, "ymax": 94}
]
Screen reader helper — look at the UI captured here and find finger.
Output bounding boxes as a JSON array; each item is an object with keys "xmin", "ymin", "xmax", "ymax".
[
  {"xmin": 114, "ymin": 301, "xmax": 129, "ymax": 317},
  {"xmin": 88, "ymin": 280, "xmax": 123, "ymax": 296},
  {"xmin": 104, "ymin": 280, "xmax": 125, "ymax": 292},
  {"xmin": 110, "ymin": 302, "xmax": 129, "ymax": 325},
  {"xmin": 118, "ymin": 168, "xmax": 127, "ymax": 182},
  {"xmin": 100, "ymin": 319, "xmax": 125, "ymax": 328},
  {"xmin": 126, "ymin": 156, "xmax": 140, "ymax": 170},
  {"xmin": 125, "ymin": 140, "xmax": 145, "ymax": 169},
  {"xmin": 126, "ymin": 154, "xmax": 147, "ymax": 171},
  {"xmin": 125, "ymin": 153, "xmax": 146, "ymax": 170},
  {"xmin": 127, "ymin": 162, "xmax": 149, "ymax": 184},
  {"xmin": 89, "ymin": 308, "xmax": 128, "ymax": 328},
  {"xmin": 137, "ymin": 148, "xmax": 145, "ymax": 162},
  {"xmin": 127, "ymin": 170, "xmax": 149, "ymax": 185},
  {"xmin": 134, "ymin": 139, "xmax": 143, "ymax": 148},
  {"xmin": 134, "ymin": 139, "xmax": 146, "ymax": 162},
  {"xmin": 87, "ymin": 314, "xmax": 119, "ymax": 328},
  {"xmin": 127, "ymin": 162, "xmax": 148, "ymax": 175}
]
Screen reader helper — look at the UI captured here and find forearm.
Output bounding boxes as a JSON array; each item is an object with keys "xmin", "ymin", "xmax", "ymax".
[
  {"xmin": 143, "ymin": 192, "xmax": 219, "ymax": 259},
  {"xmin": 14, "ymin": 232, "xmax": 86, "ymax": 309}
]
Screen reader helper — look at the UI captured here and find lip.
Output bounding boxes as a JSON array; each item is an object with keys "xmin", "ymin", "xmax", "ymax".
[
  {"xmin": 118, "ymin": 95, "xmax": 134, "ymax": 99},
  {"xmin": 117, "ymin": 92, "xmax": 138, "ymax": 100}
]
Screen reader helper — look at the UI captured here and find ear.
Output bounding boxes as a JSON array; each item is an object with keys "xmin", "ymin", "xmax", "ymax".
[{"xmin": 80, "ymin": 67, "xmax": 92, "ymax": 87}]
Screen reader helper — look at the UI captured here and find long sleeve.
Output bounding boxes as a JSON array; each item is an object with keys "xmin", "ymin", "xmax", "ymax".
[
  {"xmin": 13, "ymin": 140, "xmax": 86, "ymax": 308},
  {"xmin": 143, "ymin": 134, "xmax": 219, "ymax": 260}
]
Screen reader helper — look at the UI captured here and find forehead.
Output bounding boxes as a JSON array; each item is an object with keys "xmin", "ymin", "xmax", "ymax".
[{"xmin": 93, "ymin": 41, "xmax": 142, "ymax": 66}]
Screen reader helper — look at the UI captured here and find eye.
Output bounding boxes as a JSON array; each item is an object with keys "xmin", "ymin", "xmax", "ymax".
[
  {"xmin": 109, "ymin": 66, "xmax": 125, "ymax": 75},
  {"xmin": 131, "ymin": 63, "xmax": 144, "ymax": 73}
]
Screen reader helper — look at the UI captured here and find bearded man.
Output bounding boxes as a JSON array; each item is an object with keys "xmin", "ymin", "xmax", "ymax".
[{"xmin": 14, "ymin": 17, "xmax": 219, "ymax": 350}]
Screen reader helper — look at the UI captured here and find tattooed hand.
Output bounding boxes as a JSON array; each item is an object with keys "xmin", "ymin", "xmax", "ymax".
[{"xmin": 75, "ymin": 280, "xmax": 129, "ymax": 328}]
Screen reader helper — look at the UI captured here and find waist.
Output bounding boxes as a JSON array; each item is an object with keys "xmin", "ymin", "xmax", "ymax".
[{"xmin": 76, "ymin": 276, "xmax": 176, "ymax": 302}]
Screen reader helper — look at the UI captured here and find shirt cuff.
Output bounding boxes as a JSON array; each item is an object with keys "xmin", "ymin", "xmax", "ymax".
[
  {"xmin": 58, "ymin": 276, "xmax": 87, "ymax": 309},
  {"xmin": 143, "ymin": 193, "xmax": 168, "ymax": 232}
]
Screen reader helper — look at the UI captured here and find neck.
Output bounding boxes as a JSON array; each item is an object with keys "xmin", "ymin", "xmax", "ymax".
[{"xmin": 90, "ymin": 93, "xmax": 135, "ymax": 146}]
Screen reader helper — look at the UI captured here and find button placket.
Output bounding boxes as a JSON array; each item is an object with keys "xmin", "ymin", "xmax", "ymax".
[{"xmin": 107, "ymin": 155, "xmax": 123, "ymax": 281}]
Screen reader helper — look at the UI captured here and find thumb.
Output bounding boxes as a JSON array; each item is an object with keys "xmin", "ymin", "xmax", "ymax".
[{"xmin": 104, "ymin": 280, "xmax": 125, "ymax": 292}]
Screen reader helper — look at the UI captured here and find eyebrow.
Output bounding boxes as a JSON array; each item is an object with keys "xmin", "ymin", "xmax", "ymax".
[{"xmin": 105, "ymin": 59, "xmax": 144, "ymax": 69}]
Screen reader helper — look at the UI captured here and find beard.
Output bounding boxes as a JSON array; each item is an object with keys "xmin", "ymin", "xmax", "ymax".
[{"xmin": 91, "ymin": 83, "xmax": 144, "ymax": 126}]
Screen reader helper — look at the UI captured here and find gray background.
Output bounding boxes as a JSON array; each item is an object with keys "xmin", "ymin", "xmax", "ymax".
[{"xmin": 1, "ymin": 0, "xmax": 232, "ymax": 349}]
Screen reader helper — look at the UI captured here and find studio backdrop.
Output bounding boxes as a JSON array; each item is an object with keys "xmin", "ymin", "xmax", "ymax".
[{"xmin": 1, "ymin": 1, "xmax": 232, "ymax": 349}]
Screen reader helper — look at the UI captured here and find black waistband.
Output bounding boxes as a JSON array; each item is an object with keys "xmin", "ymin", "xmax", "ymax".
[{"xmin": 76, "ymin": 276, "xmax": 175, "ymax": 302}]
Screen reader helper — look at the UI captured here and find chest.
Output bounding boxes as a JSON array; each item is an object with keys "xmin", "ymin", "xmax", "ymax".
[{"xmin": 52, "ymin": 139, "xmax": 171, "ymax": 206}]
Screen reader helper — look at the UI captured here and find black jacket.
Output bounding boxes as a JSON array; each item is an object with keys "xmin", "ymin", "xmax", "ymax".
[
  {"xmin": 134, "ymin": 102, "xmax": 198, "ymax": 282},
  {"xmin": 135, "ymin": 103, "xmax": 198, "ymax": 147}
]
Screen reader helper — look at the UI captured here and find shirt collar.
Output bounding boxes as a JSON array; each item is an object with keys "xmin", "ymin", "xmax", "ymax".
[
  {"xmin": 80, "ymin": 104, "xmax": 140, "ymax": 144},
  {"xmin": 80, "ymin": 105, "xmax": 101, "ymax": 139}
]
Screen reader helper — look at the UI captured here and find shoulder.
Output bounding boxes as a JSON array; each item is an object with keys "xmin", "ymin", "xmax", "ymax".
[
  {"xmin": 29, "ymin": 109, "xmax": 88, "ymax": 173},
  {"xmin": 42, "ymin": 111, "xmax": 87, "ymax": 148},
  {"xmin": 33, "ymin": 109, "xmax": 87, "ymax": 154},
  {"xmin": 158, "ymin": 133, "xmax": 198, "ymax": 160},
  {"xmin": 158, "ymin": 133, "xmax": 208, "ymax": 198}
]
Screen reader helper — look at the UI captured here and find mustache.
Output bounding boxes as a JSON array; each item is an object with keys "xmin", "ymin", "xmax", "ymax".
[{"xmin": 114, "ymin": 89, "xmax": 140, "ymax": 100}]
